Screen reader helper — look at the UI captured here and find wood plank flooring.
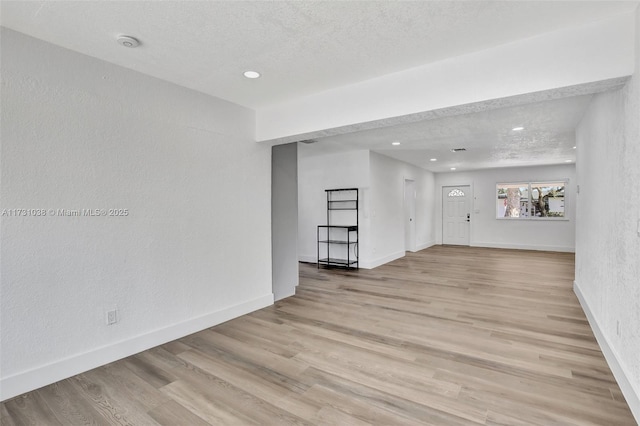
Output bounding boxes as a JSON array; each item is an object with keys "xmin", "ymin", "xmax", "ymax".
[{"xmin": 2, "ymin": 246, "xmax": 636, "ymax": 425}]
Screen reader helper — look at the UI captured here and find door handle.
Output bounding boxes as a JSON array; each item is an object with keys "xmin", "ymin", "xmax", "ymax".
[{"xmin": 466, "ymin": 213, "xmax": 470, "ymax": 222}]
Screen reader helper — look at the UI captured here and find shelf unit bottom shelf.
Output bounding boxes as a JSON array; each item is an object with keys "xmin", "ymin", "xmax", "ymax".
[{"xmin": 318, "ymin": 258, "xmax": 358, "ymax": 268}]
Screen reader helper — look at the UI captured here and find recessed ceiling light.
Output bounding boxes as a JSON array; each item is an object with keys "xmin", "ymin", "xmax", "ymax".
[
  {"xmin": 450, "ymin": 167, "xmax": 456, "ymax": 171},
  {"xmin": 430, "ymin": 158, "xmax": 437, "ymax": 162},
  {"xmin": 565, "ymin": 159, "xmax": 572, "ymax": 163},
  {"xmin": 243, "ymin": 71, "xmax": 261, "ymax": 79},
  {"xmin": 512, "ymin": 126, "xmax": 524, "ymax": 131},
  {"xmin": 117, "ymin": 35, "xmax": 140, "ymax": 48},
  {"xmin": 392, "ymin": 141, "xmax": 401, "ymax": 146},
  {"xmin": 573, "ymin": 146, "xmax": 577, "ymax": 149}
]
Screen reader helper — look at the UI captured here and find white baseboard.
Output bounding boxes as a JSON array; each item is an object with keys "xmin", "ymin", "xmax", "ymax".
[
  {"xmin": 416, "ymin": 241, "xmax": 436, "ymax": 251},
  {"xmin": 298, "ymin": 254, "xmax": 317, "ymax": 264},
  {"xmin": 274, "ymin": 289, "xmax": 296, "ymax": 302},
  {"xmin": 360, "ymin": 250, "xmax": 405, "ymax": 269},
  {"xmin": 573, "ymin": 281, "xmax": 640, "ymax": 423},
  {"xmin": 0, "ymin": 294, "xmax": 274, "ymax": 402},
  {"xmin": 472, "ymin": 241, "xmax": 575, "ymax": 253},
  {"xmin": 301, "ymin": 248, "xmax": 420, "ymax": 270}
]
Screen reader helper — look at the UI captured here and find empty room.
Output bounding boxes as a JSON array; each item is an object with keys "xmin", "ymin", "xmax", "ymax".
[{"xmin": 1, "ymin": 1, "xmax": 639, "ymax": 425}]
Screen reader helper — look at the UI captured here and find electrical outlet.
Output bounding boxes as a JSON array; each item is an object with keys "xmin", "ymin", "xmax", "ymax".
[{"xmin": 106, "ymin": 309, "xmax": 118, "ymax": 326}]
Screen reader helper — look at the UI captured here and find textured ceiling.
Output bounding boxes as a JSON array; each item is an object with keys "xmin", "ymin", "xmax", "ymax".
[
  {"xmin": 1, "ymin": 1, "xmax": 637, "ymax": 171},
  {"xmin": 1, "ymin": 1, "xmax": 637, "ymax": 108},
  {"xmin": 300, "ymin": 95, "xmax": 595, "ymax": 172}
]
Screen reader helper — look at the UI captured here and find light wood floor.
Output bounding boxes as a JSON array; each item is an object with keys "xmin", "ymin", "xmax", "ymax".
[{"xmin": 1, "ymin": 246, "xmax": 636, "ymax": 425}]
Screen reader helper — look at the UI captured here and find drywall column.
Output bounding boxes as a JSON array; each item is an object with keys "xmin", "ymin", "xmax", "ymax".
[{"xmin": 271, "ymin": 143, "xmax": 299, "ymax": 300}]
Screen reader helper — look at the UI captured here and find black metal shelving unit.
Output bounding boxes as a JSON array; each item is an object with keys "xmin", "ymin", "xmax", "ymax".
[{"xmin": 317, "ymin": 188, "xmax": 359, "ymax": 269}]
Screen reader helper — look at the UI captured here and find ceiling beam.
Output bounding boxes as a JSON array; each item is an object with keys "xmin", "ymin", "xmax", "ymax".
[{"xmin": 257, "ymin": 12, "xmax": 636, "ymax": 145}]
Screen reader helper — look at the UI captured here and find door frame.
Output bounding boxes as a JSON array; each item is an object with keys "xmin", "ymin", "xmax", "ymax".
[{"xmin": 439, "ymin": 183, "xmax": 473, "ymax": 246}]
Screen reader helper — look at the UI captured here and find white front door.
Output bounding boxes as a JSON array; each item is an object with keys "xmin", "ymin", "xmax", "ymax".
[{"xmin": 442, "ymin": 186, "xmax": 470, "ymax": 246}]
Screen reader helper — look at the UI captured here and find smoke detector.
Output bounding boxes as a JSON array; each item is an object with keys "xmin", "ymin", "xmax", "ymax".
[{"xmin": 117, "ymin": 35, "xmax": 140, "ymax": 48}]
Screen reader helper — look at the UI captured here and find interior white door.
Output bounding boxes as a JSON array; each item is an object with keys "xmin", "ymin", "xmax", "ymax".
[
  {"xmin": 404, "ymin": 179, "xmax": 416, "ymax": 251},
  {"xmin": 442, "ymin": 186, "xmax": 470, "ymax": 246}
]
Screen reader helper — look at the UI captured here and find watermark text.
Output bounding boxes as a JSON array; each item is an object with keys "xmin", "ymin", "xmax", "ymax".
[{"xmin": 1, "ymin": 208, "xmax": 129, "ymax": 217}]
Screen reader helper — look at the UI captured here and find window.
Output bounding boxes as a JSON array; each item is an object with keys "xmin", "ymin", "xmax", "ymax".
[
  {"xmin": 448, "ymin": 188, "xmax": 465, "ymax": 197},
  {"xmin": 496, "ymin": 181, "xmax": 566, "ymax": 219}
]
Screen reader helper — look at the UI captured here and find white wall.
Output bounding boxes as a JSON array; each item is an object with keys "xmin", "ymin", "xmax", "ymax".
[
  {"xmin": 368, "ymin": 152, "xmax": 435, "ymax": 268},
  {"xmin": 574, "ymin": 7, "xmax": 640, "ymax": 420},
  {"xmin": 435, "ymin": 164, "xmax": 576, "ymax": 252},
  {"xmin": 297, "ymin": 148, "xmax": 435, "ymax": 269},
  {"xmin": 257, "ymin": 13, "xmax": 636, "ymax": 143},
  {"xmin": 0, "ymin": 29, "xmax": 273, "ymax": 400},
  {"xmin": 297, "ymin": 147, "xmax": 370, "ymax": 264}
]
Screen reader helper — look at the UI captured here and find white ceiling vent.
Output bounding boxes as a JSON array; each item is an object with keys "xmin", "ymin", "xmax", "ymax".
[{"xmin": 451, "ymin": 148, "xmax": 467, "ymax": 152}]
